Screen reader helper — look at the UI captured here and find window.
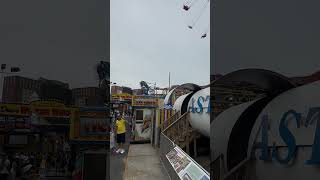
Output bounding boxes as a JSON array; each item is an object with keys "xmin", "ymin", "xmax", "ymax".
[{"xmin": 136, "ymin": 110, "xmax": 144, "ymax": 121}]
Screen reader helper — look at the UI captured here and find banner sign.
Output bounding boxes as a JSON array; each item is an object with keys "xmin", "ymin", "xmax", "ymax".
[
  {"xmin": 166, "ymin": 146, "xmax": 210, "ymax": 180},
  {"xmin": 80, "ymin": 117, "xmax": 108, "ymax": 136},
  {"xmin": 132, "ymin": 96, "xmax": 158, "ymax": 107},
  {"xmin": 0, "ymin": 116, "xmax": 33, "ymax": 132},
  {"xmin": 0, "ymin": 103, "xmax": 75, "ymax": 118},
  {"xmin": 134, "ymin": 121, "xmax": 151, "ymax": 141},
  {"xmin": 133, "ymin": 109, "xmax": 152, "ymax": 141},
  {"xmin": 112, "ymin": 93, "xmax": 132, "ymax": 101},
  {"xmin": 70, "ymin": 107, "xmax": 109, "ymax": 141}
]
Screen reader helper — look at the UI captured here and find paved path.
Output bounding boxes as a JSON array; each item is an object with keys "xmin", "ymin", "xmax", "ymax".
[
  {"xmin": 124, "ymin": 144, "xmax": 169, "ymax": 180},
  {"xmin": 110, "ymin": 116, "xmax": 131, "ymax": 180}
]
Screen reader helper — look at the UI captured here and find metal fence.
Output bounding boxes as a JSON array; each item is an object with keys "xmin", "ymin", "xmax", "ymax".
[{"xmin": 159, "ymin": 133, "xmax": 180, "ymax": 180}]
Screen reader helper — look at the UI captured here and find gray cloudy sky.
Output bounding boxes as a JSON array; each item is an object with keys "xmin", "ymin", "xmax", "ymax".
[
  {"xmin": 213, "ymin": 0, "xmax": 320, "ymax": 77},
  {"xmin": 111, "ymin": 0, "xmax": 210, "ymax": 89},
  {"xmin": 0, "ymin": 0, "xmax": 108, "ymax": 91}
]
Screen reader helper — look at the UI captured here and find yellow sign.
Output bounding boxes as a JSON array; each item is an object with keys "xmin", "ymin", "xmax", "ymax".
[
  {"xmin": 69, "ymin": 108, "xmax": 109, "ymax": 141},
  {"xmin": 0, "ymin": 102, "xmax": 76, "ymax": 118},
  {"xmin": 132, "ymin": 96, "xmax": 158, "ymax": 107},
  {"xmin": 30, "ymin": 100, "xmax": 65, "ymax": 108},
  {"xmin": 112, "ymin": 93, "xmax": 132, "ymax": 101}
]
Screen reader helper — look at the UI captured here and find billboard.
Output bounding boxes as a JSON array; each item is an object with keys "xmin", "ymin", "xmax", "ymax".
[
  {"xmin": 80, "ymin": 117, "xmax": 108, "ymax": 136},
  {"xmin": 112, "ymin": 93, "xmax": 132, "ymax": 101},
  {"xmin": 70, "ymin": 107, "xmax": 108, "ymax": 141},
  {"xmin": 0, "ymin": 101, "xmax": 75, "ymax": 118},
  {"xmin": 133, "ymin": 109, "xmax": 152, "ymax": 141}
]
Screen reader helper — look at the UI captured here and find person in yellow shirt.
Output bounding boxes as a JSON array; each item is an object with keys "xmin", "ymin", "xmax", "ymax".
[{"xmin": 115, "ymin": 115, "xmax": 126, "ymax": 154}]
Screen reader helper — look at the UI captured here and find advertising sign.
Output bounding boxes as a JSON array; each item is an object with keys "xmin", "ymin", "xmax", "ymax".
[
  {"xmin": 0, "ymin": 102, "xmax": 75, "ymax": 118},
  {"xmin": 112, "ymin": 93, "xmax": 132, "ymax": 101},
  {"xmin": 0, "ymin": 116, "xmax": 33, "ymax": 133},
  {"xmin": 166, "ymin": 146, "xmax": 210, "ymax": 180},
  {"xmin": 70, "ymin": 107, "xmax": 109, "ymax": 141},
  {"xmin": 80, "ymin": 117, "xmax": 108, "ymax": 136},
  {"xmin": 134, "ymin": 109, "xmax": 152, "ymax": 141},
  {"xmin": 132, "ymin": 96, "xmax": 158, "ymax": 107}
]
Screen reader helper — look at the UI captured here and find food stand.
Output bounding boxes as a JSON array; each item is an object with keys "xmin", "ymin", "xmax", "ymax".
[
  {"xmin": 131, "ymin": 95, "xmax": 158, "ymax": 143},
  {"xmin": 0, "ymin": 101, "xmax": 77, "ymax": 153}
]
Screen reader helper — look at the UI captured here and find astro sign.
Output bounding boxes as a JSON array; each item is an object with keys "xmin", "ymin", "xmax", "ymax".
[
  {"xmin": 189, "ymin": 95, "xmax": 211, "ymax": 113},
  {"xmin": 257, "ymin": 107, "xmax": 320, "ymax": 165}
]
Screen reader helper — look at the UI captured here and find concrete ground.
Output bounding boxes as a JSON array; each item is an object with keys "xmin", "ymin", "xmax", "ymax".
[
  {"xmin": 110, "ymin": 116, "xmax": 131, "ymax": 180},
  {"xmin": 110, "ymin": 142, "xmax": 130, "ymax": 180},
  {"xmin": 124, "ymin": 144, "xmax": 169, "ymax": 180}
]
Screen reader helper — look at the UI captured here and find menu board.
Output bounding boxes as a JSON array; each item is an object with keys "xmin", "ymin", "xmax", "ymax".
[{"xmin": 166, "ymin": 147, "xmax": 210, "ymax": 180}]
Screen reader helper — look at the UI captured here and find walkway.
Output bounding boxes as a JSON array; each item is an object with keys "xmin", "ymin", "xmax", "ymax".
[{"xmin": 124, "ymin": 144, "xmax": 169, "ymax": 180}]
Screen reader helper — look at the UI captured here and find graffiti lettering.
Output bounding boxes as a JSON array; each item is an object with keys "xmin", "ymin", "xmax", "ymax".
[
  {"xmin": 257, "ymin": 107, "xmax": 320, "ymax": 165},
  {"xmin": 189, "ymin": 95, "xmax": 210, "ymax": 113}
]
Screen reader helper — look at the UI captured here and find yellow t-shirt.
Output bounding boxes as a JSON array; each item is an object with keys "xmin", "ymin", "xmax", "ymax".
[{"xmin": 116, "ymin": 119, "xmax": 126, "ymax": 134}]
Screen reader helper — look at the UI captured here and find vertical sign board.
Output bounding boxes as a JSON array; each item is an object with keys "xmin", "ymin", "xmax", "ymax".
[
  {"xmin": 132, "ymin": 96, "xmax": 158, "ymax": 141},
  {"xmin": 166, "ymin": 146, "xmax": 210, "ymax": 180},
  {"xmin": 133, "ymin": 109, "xmax": 153, "ymax": 141}
]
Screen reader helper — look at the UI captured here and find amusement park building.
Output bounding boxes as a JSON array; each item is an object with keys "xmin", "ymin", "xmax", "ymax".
[{"xmin": 210, "ymin": 69, "xmax": 320, "ymax": 180}]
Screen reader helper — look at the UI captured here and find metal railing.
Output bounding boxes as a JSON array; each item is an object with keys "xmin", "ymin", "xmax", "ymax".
[
  {"xmin": 161, "ymin": 110, "xmax": 180, "ymax": 131},
  {"xmin": 222, "ymin": 158, "xmax": 251, "ymax": 180},
  {"xmin": 162, "ymin": 112, "xmax": 196, "ymax": 154},
  {"xmin": 210, "ymin": 153, "xmax": 251, "ymax": 180}
]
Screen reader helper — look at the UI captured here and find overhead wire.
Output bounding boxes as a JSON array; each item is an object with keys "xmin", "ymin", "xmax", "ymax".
[{"xmin": 188, "ymin": 0, "xmax": 209, "ymax": 29}]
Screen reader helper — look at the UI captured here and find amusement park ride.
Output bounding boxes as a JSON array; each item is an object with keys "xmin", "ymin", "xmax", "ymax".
[{"xmin": 182, "ymin": 0, "xmax": 210, "ymax": 39}]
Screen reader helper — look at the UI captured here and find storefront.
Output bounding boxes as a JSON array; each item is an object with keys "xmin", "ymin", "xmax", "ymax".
[
  {"xmin": 111, "ymin": 93, "xmax": 132, "ymax": 116},
  {"xmin": 0, "ymin": 101, "xmax": 77, "ymax": 153},
  {"xmin": 131, "ymin": 95, "xmax": 158, "ymax": 142}
]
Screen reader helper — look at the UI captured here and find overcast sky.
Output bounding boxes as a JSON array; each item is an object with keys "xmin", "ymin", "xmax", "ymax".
[
  {"xmin": 111, "ymin": 0, "xmax": 210, "ymax": 89},
  {"xmin": 0, "ymin": 0, "xmax": 108, "ymax": 91},
  {"xmin": 213, "ymin": 0, "xmax": 320, "ymax": 77}
]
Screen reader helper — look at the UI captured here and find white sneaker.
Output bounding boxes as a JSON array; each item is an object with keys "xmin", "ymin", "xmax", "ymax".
[
  {"xmin": 120, "ymin": 149, "xmax": 125, "ymax": 154},
  {"xmin": 116, "ymin": 149, "xmax": 121, "ymax": 153}
]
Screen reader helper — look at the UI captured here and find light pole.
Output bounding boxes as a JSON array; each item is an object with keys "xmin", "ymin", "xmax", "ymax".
[{"xmin": 0, "ymin": 64, "xmax": 21, "ymax": 102}]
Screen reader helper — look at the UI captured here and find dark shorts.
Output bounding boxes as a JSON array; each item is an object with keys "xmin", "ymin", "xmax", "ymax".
[{"xmin": 117, "ymin": 133, "xmax": 126, "ymax": 144}]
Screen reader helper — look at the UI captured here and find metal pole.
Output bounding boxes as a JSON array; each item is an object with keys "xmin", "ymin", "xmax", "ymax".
[{"xmin": 169, "ymin": 72, "xmax": 171, "ymax": 92}]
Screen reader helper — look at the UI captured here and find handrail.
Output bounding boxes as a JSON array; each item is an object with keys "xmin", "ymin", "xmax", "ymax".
[
  {"xmin": 161, "ymin": 110, "xmax": 180, "ymax": 130},
  {"xmin": 222, "ymin": 157, "xmax": 251, "ymax": 180},
  {"xmin": 162, "ymin": 111, "xmax": 189, "ymax": 133}
]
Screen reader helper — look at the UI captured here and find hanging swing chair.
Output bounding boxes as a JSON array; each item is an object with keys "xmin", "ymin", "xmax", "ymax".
[
  {"xmin": 183, "ymin": 5, "xmax": 190, "ymax": 11},
  {"xmin": 183, "ymin": 0, "xmax": 201, "ymax": 11},
  {"xmin": 187, "ymin": 0, "xmax": 209, "ymax": 31},
  {"xmin": 201, "ymin": 23, "xmax": 209, "ymax": 39}
]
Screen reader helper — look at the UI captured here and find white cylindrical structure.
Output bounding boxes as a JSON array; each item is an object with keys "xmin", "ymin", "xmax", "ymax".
[
  {"xmin": 246, "ymin": 80, "xmax": 320, "ymax": 180},
  {"xmin": 187, "ymin": 87, "xmax": 210, "ymax": 137},
  {"xmin": 173, "ymin": 93, "xmax": 192, "ymax": 116},
  {"xmin": 210, "ymin": 99, "xmax": 260, "ymax": 164}
]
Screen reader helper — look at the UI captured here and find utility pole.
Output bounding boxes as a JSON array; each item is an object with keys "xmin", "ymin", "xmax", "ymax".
[{"xmin": 169, "ymin": 72, "xmax": 171, "ymax": 92}]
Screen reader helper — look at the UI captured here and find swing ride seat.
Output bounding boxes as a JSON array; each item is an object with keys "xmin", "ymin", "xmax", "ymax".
[
  {"xmin": 201, "ymin": 33, "xmax": 207, "ymax": 38},
  {"xmin": 183, "ymin": 5, "xmax": 190, "ymax": 11},
  {"xmin": 183, "ymin": 0, "xmax": 209, "ymax": 38}
]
